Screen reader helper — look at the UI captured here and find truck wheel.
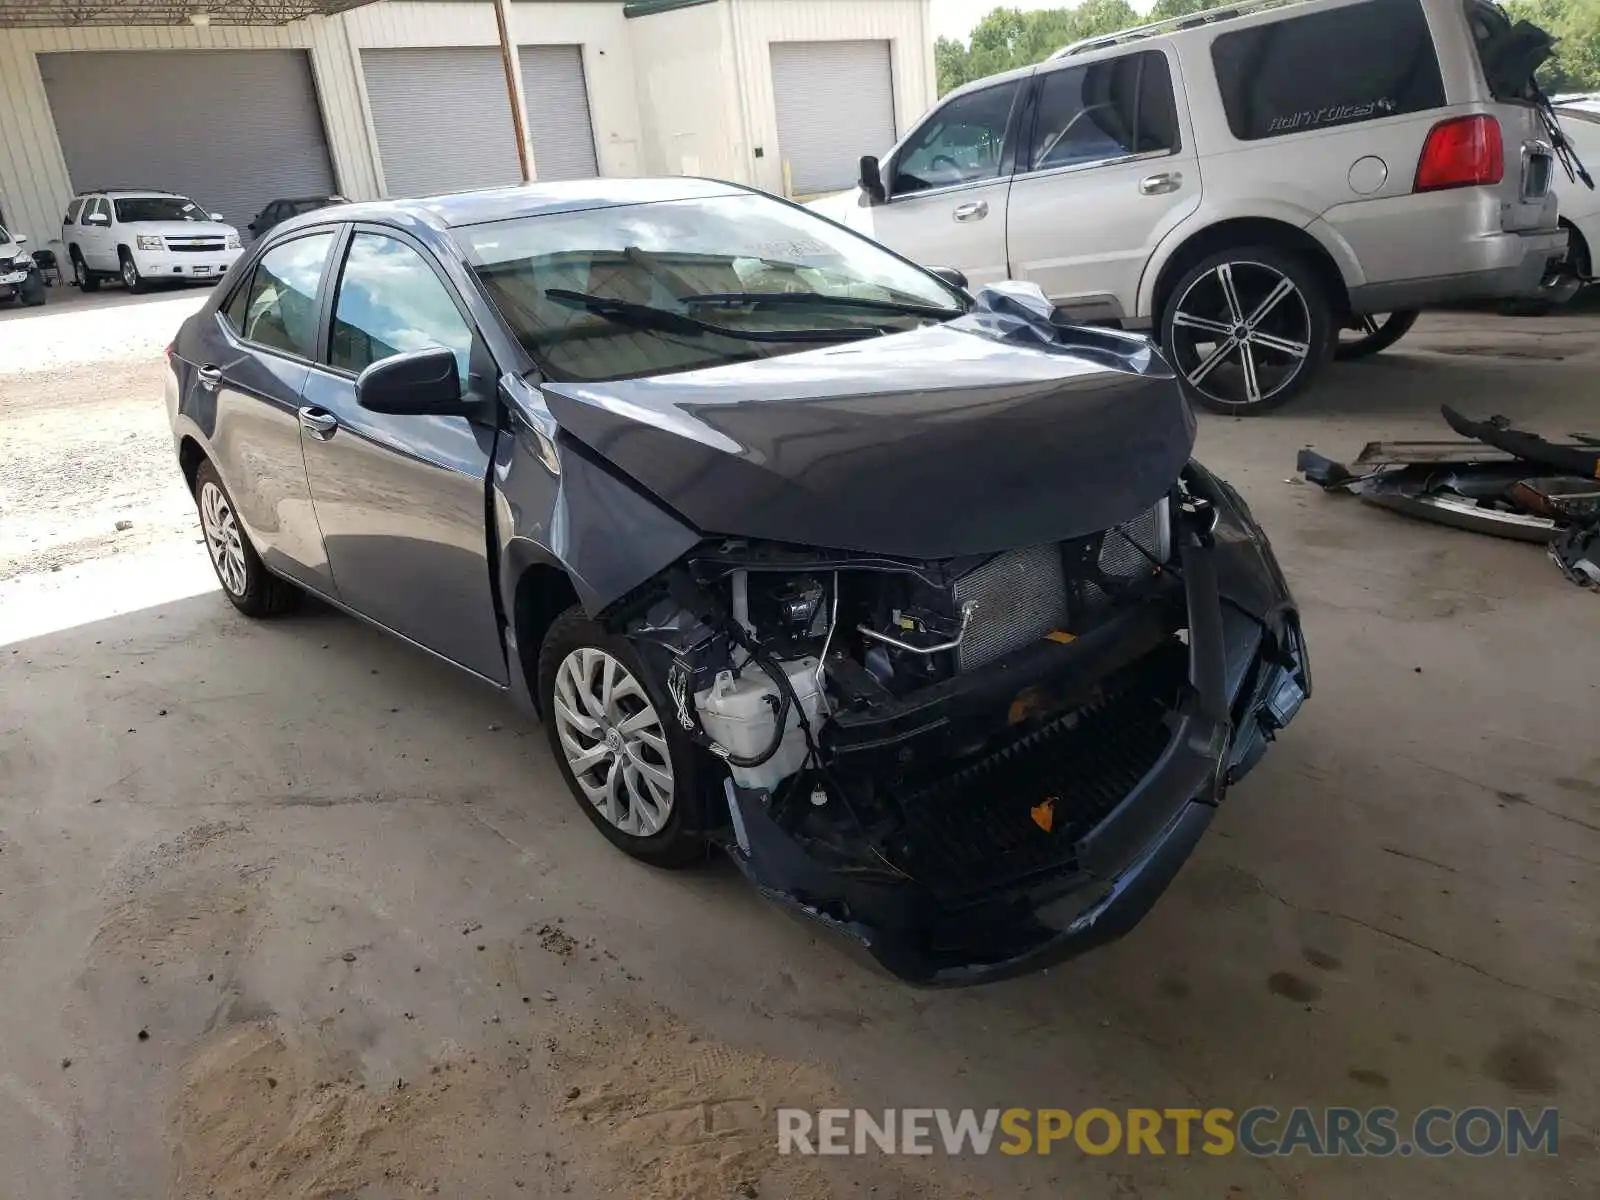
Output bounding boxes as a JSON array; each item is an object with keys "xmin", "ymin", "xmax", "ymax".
[
  {"xmin": 193, "ymin": 460, "xmax": 301, "ymax": 617},
  {"xmin": 119, "ymin": 250, "xmax": 149, "ymax": 295},
  {"xmin": 1160, "ymin": 245, "xmax": 1334, "ymax": 416},
  {"xmin": 70, "ymin": 249, "xmax": 101, "ymax": 293},
  {"xmin": 1335, "ymin": 311, "xmax": 1419, "ymax": 361},
  {"xmin": 537, "ymin": 606, "xmax": 707, "ymax": 868},
  {"xmin": 19, "ymin": 274, "xmax": 46, "ymax": 307}
]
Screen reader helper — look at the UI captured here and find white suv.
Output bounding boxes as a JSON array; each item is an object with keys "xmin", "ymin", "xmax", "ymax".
[
  {"xmin": 814, "ymin": 0, "xmax": 1575, "ymax": 413},
  {"xmin": 62, "ymin": 190, "xmax": 243, "ymax": 295}
]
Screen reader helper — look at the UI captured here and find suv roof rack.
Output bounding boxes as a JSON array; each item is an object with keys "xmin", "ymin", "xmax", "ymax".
[
  {"xmin": 77, "ymin": 187, "xmax": 174, "ymax": 195},
  {"xmin": 1049, "ymin": 0, "xmax": 1311, "ymax": 58}
]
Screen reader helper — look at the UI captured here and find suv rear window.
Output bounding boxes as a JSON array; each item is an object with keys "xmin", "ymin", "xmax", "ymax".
[{"xmin": 1211, "ymin": 0, "xmax": 1446, "ymax": 141}]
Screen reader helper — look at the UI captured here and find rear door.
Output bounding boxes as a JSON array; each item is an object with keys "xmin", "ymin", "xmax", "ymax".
[
  {"xmin": 298, "ymin": 226, "xmax": 506, "ymax": 683},
  {"xmin": 199, "ymin": 229, "xmax": 339, "ymax": 593},
  {"xmin": 1006, "ymin": 48, "xmax": 1198, "ymax": 322},
  {"xmin": 858, "ymin": 78, "xmax": 1025, "ymax": 286}
]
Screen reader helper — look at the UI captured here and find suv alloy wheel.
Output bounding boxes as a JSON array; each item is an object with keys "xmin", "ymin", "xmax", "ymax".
[{"xmin": 1160, "ymin": 246, "xmax": 1334, "ymax": 416}]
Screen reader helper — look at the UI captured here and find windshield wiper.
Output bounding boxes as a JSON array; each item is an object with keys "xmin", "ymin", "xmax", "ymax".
[
  {"xmin": 677, "ymin": 292, "xmax": 963, "ymax": 320},
  {"xmin": 543, "ymin": 289, "xmax": 881, "ymax": 342}
]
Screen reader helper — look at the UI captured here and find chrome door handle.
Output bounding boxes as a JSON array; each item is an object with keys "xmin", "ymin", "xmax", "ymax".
[
  {"xmin": 197, "ymin": 365, "xmax": 223, "ymax": 392},
  {"xmin": 298, "ymin": 407, "xmax": 339, "ymax": 440},
  {"xmin": 952, "ymin": 200, "xmax": 989, "ymax": 222},
  {"xmin": 1140, "ymin": 172, "xmax": 1183, "ymax": 196}
]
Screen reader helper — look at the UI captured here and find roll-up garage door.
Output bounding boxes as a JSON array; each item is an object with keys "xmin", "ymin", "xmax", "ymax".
[
  {"xmin": 37, "ymin": 50, "xmax": 335, "ymax": 232},
  {"xmin": 770, "ymin": 40, "xmax": 896, "ymax": 196},
  {"xmin": 363, "ymin": 47, "xmax": 521, "ymax": 199},
  {"xmin": 519, "ymin": 45, "xmax": 599, "ymax": 181}
]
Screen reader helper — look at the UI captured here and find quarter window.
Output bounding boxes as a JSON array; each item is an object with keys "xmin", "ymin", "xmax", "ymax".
[
  {"xmin": 330, "ymin": 232, "xmax": 474, "ymax": 381},
  {"xmin": 1028, "ymin": 51, "xmax": 1179, "ymax": 172},
  {"xmin": 1211, "ymin": 0, "xmax": 1445, "ymax": 141},
  {"xmin": 892, "ymin": 80, "xmax": 1022, "ymax": 195},
  {"xmin": 239, "ymin": 232, "xmax": 335, "ymax": 358}
]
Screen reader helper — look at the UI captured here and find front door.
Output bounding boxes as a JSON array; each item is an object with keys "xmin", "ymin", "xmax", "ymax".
[
  {"xmin": 858, "ymin": 78, "xmax": 1024, "ymax": 287},
  {"xmin": 1006, "ymin": 48, "xmax": 1199, "ymax": 322},
  {"xmin": 200, "ymin": 229, "xmax": 339, "ymax": 593},
  {"xmin": 80, "ymin": 196, "xmax": 115, "ymax": 270},
  {"xmin": 298, "ymin": 227, "xmax": 507, "ymax": 683}
]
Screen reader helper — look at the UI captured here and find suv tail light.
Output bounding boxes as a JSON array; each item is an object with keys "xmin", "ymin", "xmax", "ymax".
[{"xmin": 1415, "ymin": 115, "xmax": 1504, "ymax": 192}]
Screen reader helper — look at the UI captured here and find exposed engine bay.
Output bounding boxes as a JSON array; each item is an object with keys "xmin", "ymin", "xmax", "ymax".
[{"xmin": 612, "ymin": 464, "xmax": 1310, "ymax": 984}]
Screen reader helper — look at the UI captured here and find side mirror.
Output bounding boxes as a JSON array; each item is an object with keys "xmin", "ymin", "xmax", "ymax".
[
  {"xmin": 859, "ymin": 155, "xmax": 886, "ymax": 204},
  {"xmin": 927, "ymin": 266, "xmax": 968, "ymax": 290},
  {"xmin": 209, "ymin": 212, "xmax": 225, "ymax": 222},
  {"xmin": 85, "ymin": 214, "xmax": 109, "ymax": 226},
  {"xmin": 356, "ymin": 347, "xmax": 464, "ymax": 416},
  {"xmin": 12, "ymin": 234, "xmax": 25, "ymax": 245}
]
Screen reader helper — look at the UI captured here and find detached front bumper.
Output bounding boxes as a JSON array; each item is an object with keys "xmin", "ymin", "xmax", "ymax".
[{"xmin": 720, "ymin": 488, "xmax": 1309, "ymax": 986}]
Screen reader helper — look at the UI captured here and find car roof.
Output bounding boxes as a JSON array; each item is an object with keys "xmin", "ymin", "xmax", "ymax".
[{"xmin": 270, "ymin": 177, "xmax": 751, "ymax": 237}]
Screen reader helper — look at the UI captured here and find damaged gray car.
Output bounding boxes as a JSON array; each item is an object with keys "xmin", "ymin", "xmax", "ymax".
[{"xmin": 165, "ymin": 179, "xmax": 1309, "ymax": 985}]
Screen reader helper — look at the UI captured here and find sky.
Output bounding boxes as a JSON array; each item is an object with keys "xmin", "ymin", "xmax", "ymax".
[{"xmin": 930, "ymin": 0, "xmax": 1154, "ymax": 43}]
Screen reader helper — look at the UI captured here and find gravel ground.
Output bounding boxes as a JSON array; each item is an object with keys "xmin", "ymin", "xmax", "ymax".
[{"xmin": 1, "ymin": 290, "xmax": 1597, "ymax": 1200}]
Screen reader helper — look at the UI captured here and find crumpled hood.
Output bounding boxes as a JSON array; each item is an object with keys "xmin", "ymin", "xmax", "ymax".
[{"xmin": 540, "ymin": 316, "xmax": 1195, "ymax": 561}]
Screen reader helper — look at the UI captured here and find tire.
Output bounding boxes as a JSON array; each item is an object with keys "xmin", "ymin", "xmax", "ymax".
[
  {"xmin": 1334, "ymin": 311, "xmax": 1419, "ymax": 361},
  {"xmin": 192, "ymin": 460, "xmax": 301, "ymax": 618},
  {"xmin": 19, "ymin": 275, "xmax": 46, "ymax": 307},
  {"xmin": 1159, "ymin": 245, "xmax": 1335, "ymax": 416},
  {"xmin": 119, "ymin": 249, "xmax": 149, "ymax": 295},
  {"xmin": 537, "ymin": 606, "xmax": 707, "ymax": 868},
  {"xmin": 70, "ymin": 249, "xmax": 100, "ymax": 293}
]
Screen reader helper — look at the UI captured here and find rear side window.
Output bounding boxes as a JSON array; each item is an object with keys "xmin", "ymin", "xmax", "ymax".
[
  {"xmin": 892, "ymin": 80, "xmax": 1023, "ymax": 195},
  {"xmin": 239, "ymin": 232, "xmax": 335, "ymax": 358},
  {"xmin": 1211, "ymin": 0, "xmax": 1445, "ymax": 141},
  {"xmin": 64, "ymin": 199, "xmax": 83, "ymax": 226},
  {"xmin": 1028, "ymin": 51, "xmax": 1179, "ymax": 171}
]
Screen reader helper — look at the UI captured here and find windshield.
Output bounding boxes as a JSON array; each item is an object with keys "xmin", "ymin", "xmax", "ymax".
[
  {"xmin": 114, "ymin": 196, "xmax": 207, "ymax": 223},
  {"xmin": 456, "ymin": 193, "xmax": 965, "ymax": 382}
]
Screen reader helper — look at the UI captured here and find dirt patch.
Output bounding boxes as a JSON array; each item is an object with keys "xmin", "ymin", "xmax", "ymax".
[{"xmin": 536, "ymin": 921, "xmax": 579, "ymax": 959}]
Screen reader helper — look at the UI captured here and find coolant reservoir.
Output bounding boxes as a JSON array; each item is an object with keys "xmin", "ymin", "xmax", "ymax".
[{"xmin": 695, "ymin": 657, "xmax": 823, "ymax": 791}]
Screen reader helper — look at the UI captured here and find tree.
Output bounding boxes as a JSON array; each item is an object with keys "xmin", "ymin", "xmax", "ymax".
[
  {"xmin": 935, "ymin": 1, "xmax": 1141, "ymax": 95},
  {"xmin": 1149, "ymin": 0, "xmax": 1227, "ymax": 20}
]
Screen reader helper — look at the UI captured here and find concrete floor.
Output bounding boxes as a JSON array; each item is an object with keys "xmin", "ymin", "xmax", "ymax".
[{"xmin": 0, "ymin": 289, "xmax": 1596, "ymax": 1198}]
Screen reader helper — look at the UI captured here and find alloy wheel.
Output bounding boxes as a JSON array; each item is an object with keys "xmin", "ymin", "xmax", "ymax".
[
  {"xmin": 552, "ymin": 647, "xmax": 675, "ymax": 837},
  {"xmin": 73, "ymin": 257, "xmax": 88, "ymax": 287},
  {"xmin": 1167, "ymin": 261, "xmax": 1313, "ymax": 408},
  {"xmin": 199, "ymin": 480, "xmax": 247, "ymax": 597},
  {"xmin": 121, "ymin": 259, "xmax": 139, "ymax": 289}
]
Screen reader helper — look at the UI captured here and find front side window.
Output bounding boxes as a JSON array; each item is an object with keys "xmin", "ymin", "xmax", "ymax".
[
  {"xmin": 330, "ymin": 232, "xmax": 474, "ymax": 381},
  {"xmin": 85, "ymin": 198, "xmax": 109, "ymax": 224},
  {"xmin": 891, "ymin": 80, "xmax": 1022, "ymax": 195},
  {"xmin": 1211, "ymin": 0, "xmax": 1445, "ymax": 141},
  {"xmin": 113, "ymin": 196, "xmax": 207, "ymax": 223},
  {"xmin": 459, "ymin": 191, "xmax": 964, "ymax": 383},
  {"xmin": 1028, "ymin": 51, "xmax": 1179, "ymax": 171},
  {"xmin": 239, "ymin": 233, "xmax": 335, "ymax": 357}
]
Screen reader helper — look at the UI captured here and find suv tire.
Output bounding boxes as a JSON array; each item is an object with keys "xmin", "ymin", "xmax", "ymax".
[
  {"xmin": 192, "ymin": 460, "xmax": 301, "ymax": 617},
  {"xmin": 537, "ymin": 605, "xmax": 707, "ymax": 868},
  {"xmin": 1160, "ymin": 245, "xmax": 1335, "ymax": 416},
  {"xmin": 70, "ymin": 249, "xmax": 101, "ymax": 293},
  {"xmin": 118, "ymin": 249, "xmax": 149, "ymax": 295},
  {"xmin": 1335, "ymin": 311, "xmax": 1419, "ymax": 361}
]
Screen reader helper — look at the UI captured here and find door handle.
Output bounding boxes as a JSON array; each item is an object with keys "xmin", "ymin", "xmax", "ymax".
[
  {"xmin": 952, "ymin": 200, "xmax": 989, "ymax": 222},
  {"xmin": 197, "ymin": 365, "xmax": 223, "ymax": 392},
  {"xmin": 298, "ymin": 406, "xmax": 339, "ymax": 440},
  {"xmin": 1139, "ymin": 172, "xmax": 1183, "ymax": 196}
]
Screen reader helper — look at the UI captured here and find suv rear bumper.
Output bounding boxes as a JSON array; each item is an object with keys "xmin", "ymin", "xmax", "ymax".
[{"xmin": 1348, "ymin": 226, "xmax": 1571, "ymax": 311}]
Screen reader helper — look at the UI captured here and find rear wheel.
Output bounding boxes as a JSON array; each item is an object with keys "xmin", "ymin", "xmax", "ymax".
[
  {"xmin": 1335, "ymin": 311, "xmax": 1419, "ymax": 361},
  {"xmin": 537, "ymin": 606, "xmax": 707, "ymax": 868},
  {"xmin": 193, "ymin": 460, "xmax": 301, "ymax": 617},
  {"xmin": 1160, "ymin": 246, "xmax": 1334, "ymax": 416},
  {"xmin": 119, "ymin": 250, "xmax": 149, "ymax": 295},
  {"xmin": 70, "ymin": 249, "xmax": 101, "ymax": 293}
]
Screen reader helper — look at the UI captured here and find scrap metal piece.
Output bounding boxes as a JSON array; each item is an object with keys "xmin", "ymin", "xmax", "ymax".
[
  {"xmin": 1351, "ymin": 440, "xmax": 1519, "ymax": 467},
  {"xmin": 1506, "ymin": 478, "xmax": 1600, "ymax": 523},
  {"xmin": 1549, "ymin": 523, "xmax": 1600, "ymax": 588},
  {"xmin": 1441, "ymin": 405, "xmax": 1600, "ymax": 480},
  {"xmin": 1295, "ymin": 449, "xmax": 1359, "ymax": 489}
]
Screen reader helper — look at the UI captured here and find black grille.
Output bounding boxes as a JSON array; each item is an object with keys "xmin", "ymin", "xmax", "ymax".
[
  {"xmin": 169, "ymin": 241, "xmax": 225, "ymax": 253},
  {"xmin": 885, "ymin": 645, "xmax": 1185, "ymax": 903}
]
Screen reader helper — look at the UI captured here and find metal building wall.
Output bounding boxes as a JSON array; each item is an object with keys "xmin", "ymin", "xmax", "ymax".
[{"xmin": 626, "ymin": 0, "xmax": 745, "ymax": 183}]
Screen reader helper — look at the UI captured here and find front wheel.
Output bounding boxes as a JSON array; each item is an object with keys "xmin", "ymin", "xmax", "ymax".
[
  {"xmin": 537, "ymin": 607, "xmax": 707, "ymax": 868},
  {"xmin": 1335, "ymin": 311, "xmax": 1419, "ymax": 361},
  {"xmin": 1160, "ymin": 246, "xmax": 1334, "ymax": 416},
  {"xmin": 119, "ymin": 251, "xmax": 149, "ymax": 295},
  {"xmin": 192, "ymin": 460, "xmax": 301, "ymax": 617}
]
